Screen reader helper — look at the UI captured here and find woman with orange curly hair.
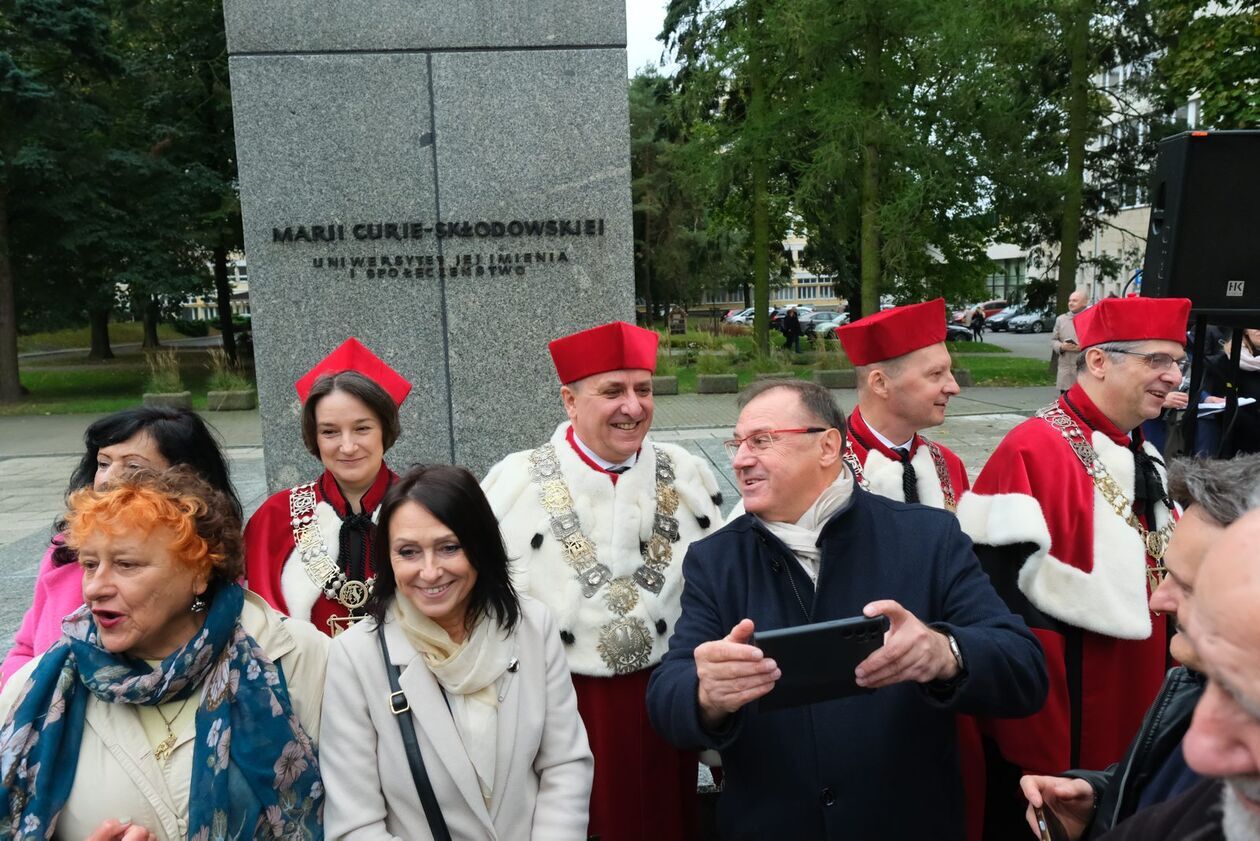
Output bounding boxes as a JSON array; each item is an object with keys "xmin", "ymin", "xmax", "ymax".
[{"xmin": 0, "ymin": 468, "xmax": 328, "ymax": 841}]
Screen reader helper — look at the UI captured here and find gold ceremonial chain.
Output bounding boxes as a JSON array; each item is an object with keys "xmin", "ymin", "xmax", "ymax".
[
  {"xmin": 1035, "ymin": 404, "xmax": 1176, "ymax": 570},
  {"xmin": 528, "ymin": 444, "xmax": 679, "ymax": 674},
  {"xmin": 153, "ymin": 695, "xmax": 193, "ymax": 762},
  {"xmin": 288, "ymin": 482, "xmax": 373, "ymax": 621},
  {"xmin": 925, "ymin": 441, "xmax": 958, "ymax": 512}
]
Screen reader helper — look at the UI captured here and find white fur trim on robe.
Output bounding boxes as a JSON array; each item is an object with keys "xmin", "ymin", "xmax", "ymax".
[
  {"xmin": 482, "ymin": 423, "xmax": 722, "ymax": 677},
  {"xmin": 861, "ymin": 445, "xmax": 948, "ymax": 509},
  {"xmin": 957, "ymin": 431, "xmax": 1173, "ymax": 640}
]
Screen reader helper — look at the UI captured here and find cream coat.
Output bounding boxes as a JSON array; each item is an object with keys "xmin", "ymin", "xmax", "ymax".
[
  {"xmin": 321, "ymin": 597, "xmax": 593, "ymax": 841},
  {"xmin": 0, "ymin": 590, "xmax": 328, "ymax": 841},
  {"xmin": 1052, "ymin": 311, "xmax": 1081, "ymax": 391}
]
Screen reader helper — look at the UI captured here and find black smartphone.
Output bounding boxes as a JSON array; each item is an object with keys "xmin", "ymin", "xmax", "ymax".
[{"xmin": 751, "ymin": 615, "xmax": 889, "ymax": 711}]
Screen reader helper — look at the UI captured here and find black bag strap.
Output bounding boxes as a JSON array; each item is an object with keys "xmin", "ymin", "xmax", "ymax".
[{"xmin": 377, "ymin": 620, "xmax": 453, "ymax": 841}]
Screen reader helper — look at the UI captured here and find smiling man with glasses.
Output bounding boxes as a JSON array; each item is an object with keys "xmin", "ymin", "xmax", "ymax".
[
  {"xmin": 958, "ymin": 295, "xmax": 1194, "ymax": 838},
  {"xmin": 480, "ymin": 320, "xmax": 724, "ymax": 841},
  {"xmin": 647, "ymin": 378, "xmax": 1046, "ymax": 840}
]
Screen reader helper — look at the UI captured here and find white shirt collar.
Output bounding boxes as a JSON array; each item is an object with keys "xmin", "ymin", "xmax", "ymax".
[
  {"xmin": 866, "ymin": 421, "xmax": 914, "ymax": 453},
  {"xmin": 571, "ymin": 429, "xmax": 638, "ymax": 471}
]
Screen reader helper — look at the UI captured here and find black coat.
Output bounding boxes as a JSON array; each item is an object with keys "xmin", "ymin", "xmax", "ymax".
[
  {"xmin": 646, "ymin": 486, "xmax": 1048, "ymax": 840},
  {"xmin": 1096, "ymin": 777, "xmax": 1224, "ymax": 841},
  {"xmin": 783, "ymin": 311, "xmax": 802, "ymax": 339},
  {"xmin": 1071, "ymin": 667, "xmax": 1205, "ymax": 839}
]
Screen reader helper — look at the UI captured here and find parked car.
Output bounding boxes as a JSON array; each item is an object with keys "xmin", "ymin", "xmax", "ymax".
[
  {"xmin": 1009, "ymin": 308, "xmax": 1056, "ymax": 333},
  {"xmin": 801, "ymin": 310, "xmax": 842, "ymax": 335},
  {"xmin": 771, "ymin": 305, "xmax": 814, "ymax": 331},
  {"xmin": 945, "ymin": 322, "xmax": 974, "ymax": 342},
  {"xmin": 986, "ymin": 304, "xmax": 1025, "ymax": 332},
  {"xmin": 953, "ymin": 298, "xmax": 1010, "ymax": 324},
  {"xmin": 729, "ymin": 307, "xmax": 772, "ymax": 325},
  {"xmin": 814, "ymin": 314, "xmax": 850, "ymax": 338}
]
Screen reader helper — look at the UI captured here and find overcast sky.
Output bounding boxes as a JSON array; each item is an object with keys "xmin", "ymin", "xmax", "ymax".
[{"xmin": 625, "ymin": 0, "xmax": 674, "ymax": 77}]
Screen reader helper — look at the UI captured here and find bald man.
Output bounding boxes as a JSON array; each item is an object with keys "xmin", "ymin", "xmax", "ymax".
[{"xmin": 1052, "ymin": 290, "xmax": 1090, "ymax": 393}]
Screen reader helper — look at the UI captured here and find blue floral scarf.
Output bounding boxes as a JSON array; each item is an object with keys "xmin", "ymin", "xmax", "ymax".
[{"xmin": 0, "ymin": 583, "xmax": 322, "ymax": 840}]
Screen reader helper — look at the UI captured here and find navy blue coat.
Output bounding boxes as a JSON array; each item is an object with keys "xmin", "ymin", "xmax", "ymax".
[{"xmin": 646, "ymin": 486, "xmax": 1047, "ymax": 840}]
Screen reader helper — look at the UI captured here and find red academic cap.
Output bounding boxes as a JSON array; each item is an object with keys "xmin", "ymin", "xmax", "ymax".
[
  {"xmin": 548, "ymin": 321, "xmax": 659, "ymax": 384},
  {"xmin": 835, "ymin": 298, "xmax": 947, "ymax": 366},
  {"xmin": 1075, "ymin": 297, "xmax": 1191, "ymax": 349},
  {"xmin": 294, "ymin": 337, "xmax": 412, "ymax": 406}
]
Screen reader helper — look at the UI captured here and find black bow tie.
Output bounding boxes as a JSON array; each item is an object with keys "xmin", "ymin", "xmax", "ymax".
[{"xmin": 607, "ymin": 465, "xmax": 630, "ymax": 475}]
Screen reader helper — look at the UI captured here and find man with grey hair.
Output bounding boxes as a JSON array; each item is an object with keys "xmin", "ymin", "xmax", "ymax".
[
  {"xmin": 958, "ymin": 295, "xmax": 1194, "ymax": 836},
  {"xmin": 1052, "ymin": 289, "xmax": 1090, "ymax": 393},
  {"xmin": 1088, "ymin": 500, "xmax": 1260, "ymax": 840},
  {"xmin": 1020, "ymin": 453, "xmax": 1260, "ymax": 839},
  {"xmin": 647, "ymin": 378, "xmax": 1046, "ymax": 840}
]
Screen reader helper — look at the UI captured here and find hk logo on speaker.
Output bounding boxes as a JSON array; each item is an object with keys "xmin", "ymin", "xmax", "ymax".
[{"xmin": 1227, "ymin": 281, "xmax": 1245, "ymax": 297}]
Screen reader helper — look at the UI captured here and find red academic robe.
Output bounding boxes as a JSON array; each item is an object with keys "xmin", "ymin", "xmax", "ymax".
[
  {"xmin": 564, "ymin": 430, "xmax": 700, "ymax": 841},
  {"xmin": 957, "ymin": 385, "xmax": 1175, "ymax": 837},
  {"xmin": 244, "ymin": 465, "xmax": 396, "ymax": 635},
  {"xmin": 845, "ymin": 405, "xmax": 971, "ymax": 506}
]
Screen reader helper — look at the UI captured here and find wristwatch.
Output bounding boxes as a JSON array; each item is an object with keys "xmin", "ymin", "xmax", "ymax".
[{"xmin": 945, "ymin": 632, "xmax": 965, "ymax": 675}]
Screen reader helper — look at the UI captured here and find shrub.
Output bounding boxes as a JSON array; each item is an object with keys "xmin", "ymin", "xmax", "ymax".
[
  {"xmin": 206, "ymin": 348, "xmax": 253, "ymax": 392},
  {"xmin": 813, "ymin": 337, "xmax": 852, "ymax": 371},
  {"xmin": 145, "ymin": 350, "xmax": 185, "ymax": 393},
  {"xmin": 171, "ymin": 319, "xmax": 210, "ymax": 338},
  {"xmin": 697, "ymin": 352, "xmax": 731, "ymax": 375}
]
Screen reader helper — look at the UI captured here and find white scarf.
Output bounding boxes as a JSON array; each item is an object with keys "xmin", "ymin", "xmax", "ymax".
[
  {"xmin": 757, "ymin": 470, "xmax": 855, "ymax": 582},
  {"xmin": 393, "ymin": 597, "xmax": 515, "ymax": 802}
]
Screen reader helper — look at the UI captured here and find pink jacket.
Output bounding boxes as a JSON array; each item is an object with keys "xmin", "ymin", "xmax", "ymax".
[{"xmin": 1, "ymin": 542, "xmax": 84, "ymax": 685}]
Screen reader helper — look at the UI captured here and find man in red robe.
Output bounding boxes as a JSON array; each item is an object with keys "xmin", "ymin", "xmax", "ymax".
[
  {"xmin": 482, "ymin": 321, "xmax": 723, "ymax": 841},
  {"xmin": 957, "ymin": 295, "xmax": 1192, "ymax": 838},
  {"xmin": 834, "ymin": 298, "xmax": 969, "ymax": 510}
]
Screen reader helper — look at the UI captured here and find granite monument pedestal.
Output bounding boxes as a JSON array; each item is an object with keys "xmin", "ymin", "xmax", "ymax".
[{"xmin": 224, "ymin": 2, "xmax": 634, "ymax": 488}]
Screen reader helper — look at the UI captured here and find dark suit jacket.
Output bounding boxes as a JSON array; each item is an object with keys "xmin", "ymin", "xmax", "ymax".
[{"xmin": 646, "ymin": 486, "xmax": 1048, "ymax": 840}]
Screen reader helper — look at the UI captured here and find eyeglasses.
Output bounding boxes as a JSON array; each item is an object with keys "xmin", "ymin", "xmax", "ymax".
[
  {"xmin": 722, "ymin": 427, "xmax": 827, "ymax": 460},
  {"xmin": 1110, "ymin": 350, "xmax": 1191, "ymax": 375}
]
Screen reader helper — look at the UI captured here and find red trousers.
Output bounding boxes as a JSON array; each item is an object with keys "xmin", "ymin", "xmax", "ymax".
[{"xmin": 573, "ymin": 668, "xmax": 698, "ymax": 841}]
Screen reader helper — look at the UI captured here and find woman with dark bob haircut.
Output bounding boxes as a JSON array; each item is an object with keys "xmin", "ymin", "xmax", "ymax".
[
  {"xmin": 1, "ymin": 406, "xmax": 239, "ymax": 685},
  {"xmin": 321, "ymin": 464, "xmax": 594, "ymax": 840},
  {"xmin": 0, "ymin": 467, "xmax": 327, "ymax": 840},
  {"xmin": 244, "ymin": 338, "xmax": 411, "ymax": 636}
]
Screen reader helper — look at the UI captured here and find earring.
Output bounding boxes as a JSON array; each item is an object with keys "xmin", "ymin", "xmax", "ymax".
[{"xmin": 191, "ymin": 595, "xmax": 208, "ymax": 613}]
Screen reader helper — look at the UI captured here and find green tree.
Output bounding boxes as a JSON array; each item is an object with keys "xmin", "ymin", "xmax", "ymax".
[
  {"xmin": 1153, "ymin": 0, "xmax": 1259, "ymax": 128},
  {"xmin": 631, "ymin": 69, "xmax": 751, "ymax": 323},
  {"xmin": 786, "ymin": 0, "xmax": 1022, "ymax": 317},
  {"xmin": 0, "ymin": 0, "xmax": 118, "ymax": 397},
  {"xmin": 664, "ymin": 0, "xmax": 795, "ymax": 355}
]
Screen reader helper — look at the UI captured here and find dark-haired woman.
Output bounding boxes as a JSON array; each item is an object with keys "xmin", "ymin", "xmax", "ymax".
[
  {"xmin": 245, "ymin": 338, "xmax": 411, "ymax": 636},
  {"xmin": 1, "ymin": 407, "xmax": 240, "ymax": 684},
  {"xmin": 321, "ymin": 464, "xmax": 593, "ymax": 840}
]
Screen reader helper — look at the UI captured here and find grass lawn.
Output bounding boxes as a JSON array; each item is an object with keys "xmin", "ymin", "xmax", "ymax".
[
  {"xmin": 945, "ymin": 341, "xmax": 1010, "ymax": 354},
  {"xmin": 17, "ymin": 322, "xmax": 201, "ymax": 354},
  {"xmin": 2, "ymin": 350, "xmax": 251, "ymax": 416},
  {"xmin": 950, "ymin": 354, "xmax": 1054, "ymax": 386}
]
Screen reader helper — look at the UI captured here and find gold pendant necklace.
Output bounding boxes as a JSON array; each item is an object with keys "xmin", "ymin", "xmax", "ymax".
[{"xmin": 153, "ymin": 695, "xmax": 193, "ymax": 762}]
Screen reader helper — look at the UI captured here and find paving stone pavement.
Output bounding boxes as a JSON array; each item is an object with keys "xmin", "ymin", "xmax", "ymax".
[{"xmin": 0, "ymin": 386, "xmax": 1057, "ymax": 654}]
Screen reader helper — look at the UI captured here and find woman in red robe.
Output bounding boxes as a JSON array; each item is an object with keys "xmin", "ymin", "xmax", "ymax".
[{"xmin": 244, "ymin": 338, "xmax": 411, "ymax": 635}]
